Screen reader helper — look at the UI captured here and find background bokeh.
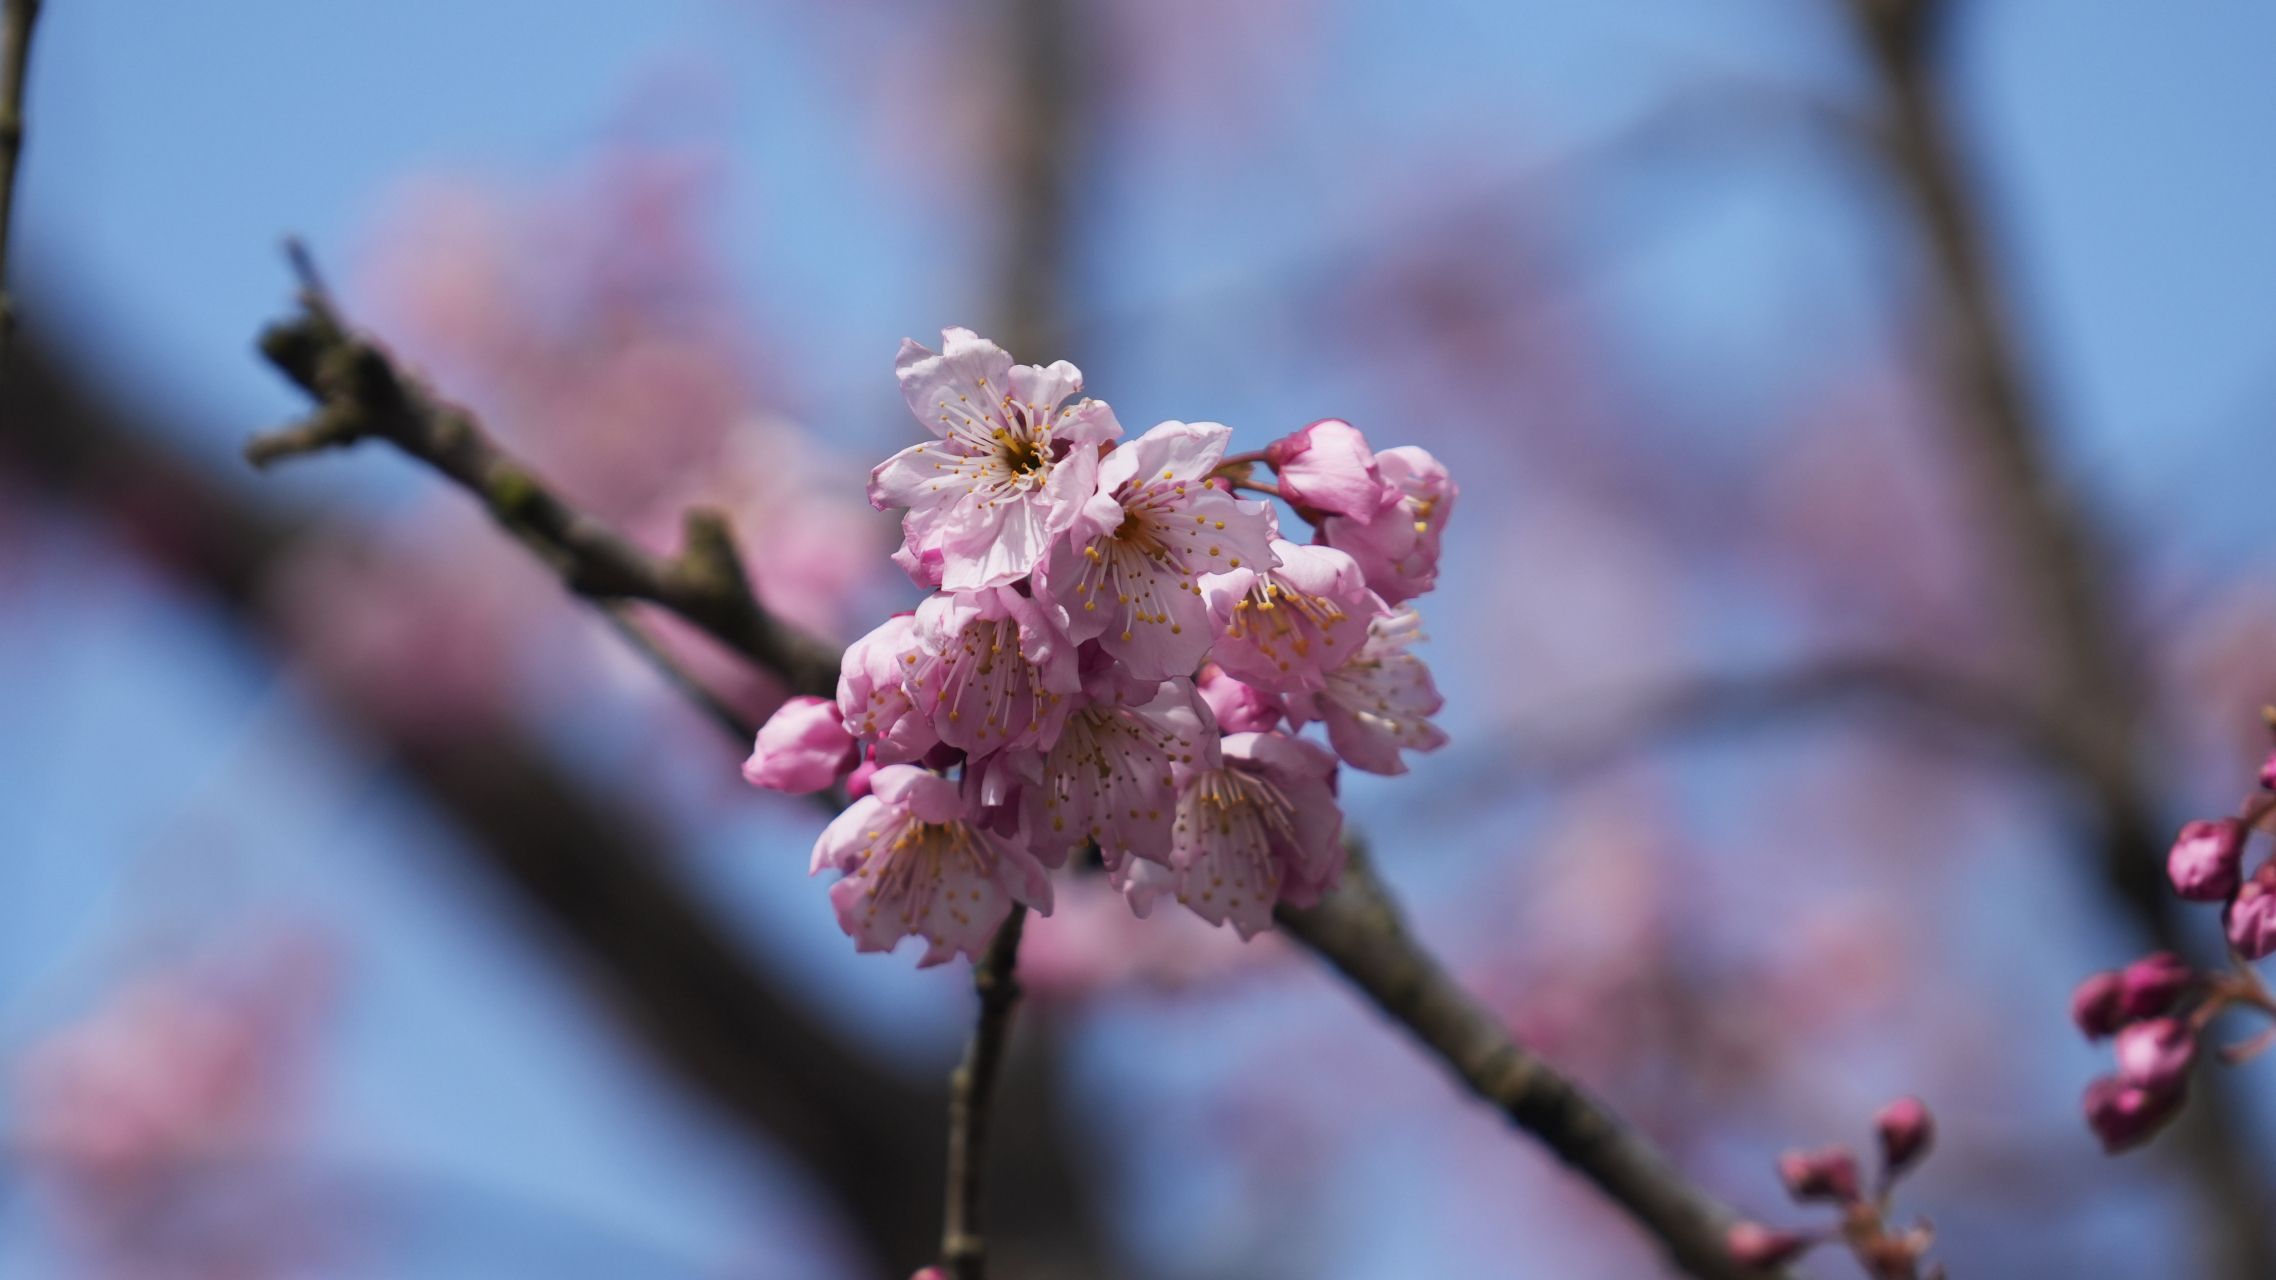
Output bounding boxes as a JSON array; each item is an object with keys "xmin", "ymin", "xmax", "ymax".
[{"xmin": 4, "ymin": 1, "xmax": 2276, "ymax": 1277}]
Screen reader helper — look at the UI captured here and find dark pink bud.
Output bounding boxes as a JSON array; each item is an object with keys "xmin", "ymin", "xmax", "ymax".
[
  {"xmin": 1264, "ymin": 419, "xmax": 1388, "ymax": 519},
  {"xmin": 2116, "ymin": 952, "xmax": 2193, "ymax": 1020},
  {"xmin": 2260, "ymin": 749, "xmax": 2276, "ymax": 791},
  {"xmin": 742, "ymin": 696, "xmax": 862, "ymax": 794},
  {"xmin": 1873, "ymin": 1096, "xmax": 1935, "ymax": 1177},
  {"xmin": 2168, "ymin": 818, "xmax": 2245, "ymax": 901},
  {"xmin": 2070, "ymin": 971, "xmax": 2126, "ymax": 1039},
  {"xmin": 2113, "ymin": 1017, "xmax": 2197, "ymax": 1094},
  {"xmin": 1725, "ymin": 1221, "xmax": 1814, "ymax": 1269},
  {"xmin": 909, "ymin": 1270, "xmax": 948, "ymax": 1280},
  {"xmin": 845, "ymin": 749, "xmax": 881, "ymax": 801},
  {"xmin": 2083, "ymin": 1073, "xmax": 2187, "ymax": 1153},
  {"xmin": 1775, "ymin": 1144, "xmax": 1861, "ymax": 1203},
  {"xmin": 2228, "ymin": 875, "xmax": 2276, "ymax": 960}
]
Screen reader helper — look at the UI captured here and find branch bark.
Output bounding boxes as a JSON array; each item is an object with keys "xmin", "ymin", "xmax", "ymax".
[
  {"xmin": 0, "ymin": 0, "xmax": 39, "ymax": 354},
  {"xmin": 941, "ymin": 906, "xmax": 1029, "ymax": 1280},
  {"xmin": 1840, "ymin": 2, "xmax": 2275, "ymax": 1272}
]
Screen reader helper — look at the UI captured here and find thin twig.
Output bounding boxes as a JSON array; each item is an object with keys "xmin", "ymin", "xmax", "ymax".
[
  {"xmin": 941, "ymin": 905, "xmax": 1029, "ymax": 1280},
  {"xmin": 246, "ymin": 246, "xmax": 842, "ymax": 701},
  {"xmin": 0, "ymin": 0, "xmax": 44, "ymax": 355},
  {"xmin": 1276, "ymin": 847, "xmax": 1792, "ymax": 1280}
]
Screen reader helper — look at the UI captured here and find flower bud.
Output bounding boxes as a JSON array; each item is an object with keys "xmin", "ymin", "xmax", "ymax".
[
  {"xmin": 2070, "ymin": 971, "xmax": 2126, "ymax": 1039},
  {"xmin": 2116, "ymin": 952, "xmax": 2193, "ymax": 1020},
  {"xmin": 2113, "ymin": 1017, "xmax": 2197, "ymax": 1095},
  {"xmin": 1873, "ymin": 1096, "xmax": 1935, "ymax": 1178},
  {"xmin": 2083, "ymin": 1073, "xmax": 2187, "ymax": 1153},
  {"xmin": 2260, "ymin": 749, "xmax": 2276, "ymax": 792},
  {"xmin": 2167, "ymin": 818, "xmax": 2245, "ymax": 901},
  {"xmin": 910, "ymin": 1270, "xmax": 948, "ymax": 1280},
  {"xmin": 1776, "ymin": 1144, "xmax": 1861, "ymax": 1203},
  {"xmin": 1725, "ymin": 1221, "xmax": 1814, "ymax": 1269},
  {"xmin": 742, "ymin": 696, "xmax": 862, "ymax": 794},
  {"xmin": 1264, "ymin": 419, "xmax": 1386, "ymax": 520},
  {"xmin": 2228, "ymin": 873, "xmax": 2276, "ymax": 960}
]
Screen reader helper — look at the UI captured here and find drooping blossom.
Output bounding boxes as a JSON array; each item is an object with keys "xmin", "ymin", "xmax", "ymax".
[
  {"xmin": 1317, "ymin": 445, "xmax": 1455, "ymax": 604},
  {"xmin": 869, "ymin": 328, "xmax": 1122, "ymax": 590},
  {"xmin": 1201, "ymin": 538, "xmax": 1379, "ymax": 694},
  {"xmin": 1168, "ymin": 732, "xmax": 1343, "ymax": 938},
  {"xmin": 1286, "ymin": 609, "xmax": 1448, "ymax": 775},
  {"xmin": 1264, "ymin": 419, "xmax": 1385, "ymax": 519},
  {"xmin": 1034, "ymin": 421, "xmax": 1276, "ymax": 680},
  {"xmin": 743, "ymin": 695, "xmax": 861, "ymax": 794},
  {"xmin": 837, "ymin": 612, "xmax": 941, "ymax": 765},
  {"xmin": 812, "ymin": 765, "xmax": 1053, "ymax": 965},
  {"xmin": 2168, "ymin": 817, "xmax": 2245, "ymax": 901},
  {"xmin": 1197, "ymin": 662, "xmax": 1285, "ymax": 734},
  {"xmin": 1017, "ymin": 680, "xmax": 1218, "ymax": 871},
  {"xmin": 907, "ymin": 587, "xmax": 1082, "ymax": 755}
]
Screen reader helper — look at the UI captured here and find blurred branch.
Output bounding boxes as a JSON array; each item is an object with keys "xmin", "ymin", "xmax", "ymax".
[
  {"xmin": 597, "ymin": 602, "xmax": 760, "ymax": 743},
  {"xmin": 0, "ymin": 0, "xmax": 37, "ymax": 354},
  {"xmin": 1276, "ymin": 847, "xmax": 1792, "ymax": 1280},
  {"xmin": 1840, "ymin": 2, "xmax": 2276, "ymax": 1274},
  {"xmin": 246, "ymin": 249, "xmax": 841, "ymax": 702},
  {"xmin": 941, "ymin": 906, "xmax": 1028, "ymax": 1280}
]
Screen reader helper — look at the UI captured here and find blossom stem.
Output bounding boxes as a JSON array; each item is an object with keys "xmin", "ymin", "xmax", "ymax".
[
  {"xmin": 0, "ymin": 0, "xmax": 42, "ymax": 357},
  {"xmin": 1217, "ymin": 449, "xmax": 1270, "ymax": 469},
  {"xmin": 1229, "ymin": 478, "xmax": 1287, "ymax": 501},
  {"xmin": 941, "ymin": 904, "xmax": 1029, "ymax": 1280}
]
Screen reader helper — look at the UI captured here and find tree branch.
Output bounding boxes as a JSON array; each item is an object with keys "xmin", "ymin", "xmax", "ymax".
[
  {"xmin": 0, "ymin": 0, "xmax": 42, "ymax": 353},
  {"xmin": 245, "ymin": 255, "xmax": 841, "ymax": 701},
  {"xmin": 941, "ymin": 906, "xmax": 1029, "ymax": 1280},
  {"xmin": 1276, "ymin": 846, "xmax": 1792, "ymax": 1280}
]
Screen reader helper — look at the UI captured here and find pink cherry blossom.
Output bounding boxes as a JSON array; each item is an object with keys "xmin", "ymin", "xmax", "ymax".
[
  {"xmin": 2071, "ymin": 970, "xmax": 2126, "ymax": 1039},
  {"xmin": 837, "ymin": 613, "xmax": 941, "ymax": 765},
  {"xmin": 1874, "ymin": 1096, "xmax": 1935, "ymax": 1176},
  {"xmin": 1169, "ymin": 731, "xmax": 1343, "ymax": 938},
  {"xmin": 2228, "ymin": 868, "xmax": 2276, "ymax": 960},
  {"xmin": 2114, "ymin": 1017, "xmax": 2197, "ymax": 1094},
  {"xmin": 1265, "ymin": 418, "xmax": 1385, "ymax": 519},
  {"xmin": 1777, "ymin": 1145, "xmax": 1861, "ymax": 1203},
  {"xmin": 1317, "ymin": 445, "xmax": 1455, "ymax": 604},
  {"xmin": 869, "ymin": 328, "xmax": 1122, "ymax": 589},
  {"xmin": 1286, "ymin": 609, "xmax": 1448, "ymax": 775},
  {"xmin": 1197, "ymin": 662, "xmax": 1286, "ymax": 734},
  {"xmin": 1019, "ymin": 680, "xmax": 1218, "ymax": 871},
  {"xmin": 2083, "ymin": 1073, "xmax": 2186, "ymax": 1152},
  {"xmin": 2167, "ymin": 817, "xmax": 2245, "ymax": 901},
  {"xmin": 2116, "ymin": 952, "xmax": 2193, "ymax": 1020},
  {"xmin": 1201, "ymin": 538, "xmax": 1379, "ymax": 694},
  {"xmin": 907, "ymin": 587, "xmax": 1082, "ymax": 755},
  {"xmin": 811, "ymin": 765, "xmax": 1053, "ymax": 966},
  {"xmin": 742, "ymin": 695, "xmax": 861, "ymax": 793},
  {"xmin": 1034, "ymin": 421, "xmax": 1276, "ymax": 680}
]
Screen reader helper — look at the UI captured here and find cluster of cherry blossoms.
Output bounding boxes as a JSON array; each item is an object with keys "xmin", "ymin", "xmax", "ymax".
[
  {"xmin": 1726, "ymin": 1097, "xmax": 1943, "ymax": 1279},
  {"xmin": 2069, "ymin": 736, "xmax": 2276, "ymax": 1151},
  {"xmin": 741, "ymin": 328, "xmax": 1454, "ymax": 963}
]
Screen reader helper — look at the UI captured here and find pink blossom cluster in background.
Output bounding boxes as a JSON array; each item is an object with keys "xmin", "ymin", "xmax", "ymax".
[
  {"xmin": 742, "ymin": 328, "xmax": 1456, "ymax": 962},
  {"xmin": 2070, "ymin": 743, "xmax": 2276, "ymax": 1152}
]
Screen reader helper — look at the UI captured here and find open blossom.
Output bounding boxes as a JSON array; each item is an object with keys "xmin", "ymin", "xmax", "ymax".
[
  {"xmin": 1318, "ymin": 444, "xmax": 1455, "ymax": 604},
  {"xmin": 1170, "ymin": 732, "xmax": 1343, "ymax": 938},
  {"xmin": 1265, "ymin": 419, "xmax": 1384, "ymax": 519},
  {"xmin": 837, "ymin": 613, "xmax": 941, "ymax": 765},
  {"xmin": 812, "ymin": 765, "xmax": 1053, "ymax": 966},
  {"xmin": 1287, "ymin": 608, "xmax": 1448, "ymax": 775},
  {"xmin": 869, "ymin": 328, "xmax": 1122, "ymax": 590},
  {"xmin": 1035, "ymin": 421, "xmax": 1276, "ymax": 680},
  {"xmin": 743, "ymin": 696, "xmax": 861, "ymax": 794},
  {"xmin": 1018, "ymin": 680, "xmax": 1218, "ymax": 871},
  {"xmin": 1202, "ymin": 538, "xmax": 1379, "ymax": 694},
  {"xmin": 908, "ymin": 587, "xmax": 1082, "ymax": 755}
]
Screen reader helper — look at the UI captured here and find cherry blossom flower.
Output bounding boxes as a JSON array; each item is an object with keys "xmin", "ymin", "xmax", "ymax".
[
  {"xmin": 1017, "ymin": 679, "xmax": 1218, "ymax": 871},
  {"xmin": 907, "ymin": 587, "xmax": 1082, "ymax": 755},
  {"xmin": 837, "ymin": 612, "xmax": 941, "ymax": 765},
  {"xmin": 1264, "ymin": 419, "xmax": 1384, "ymax": 519},
  {"xmin": 1317, "ymin": 445, "xmax": 1455, "ymax": 605},
  {"xmin": 812, "ymin": 765, "xmax": 1053, "ymax": 966},
  {"xmin": 869, "ymin": 328, "xmax": 1122, "ymax": 590},
  {"xmin": 742, "ymin": 695, "xmax": 861, "ymax": 794},
  {"xmin": 1168, "ymin": 732, "xmax": 1343, "ymax": 938},
  {"xmin": 1286, "ymin": 609, "xmax": 1448, "ymax": 775},
  {"xmin": 1034, "ymin": 421, "xmax": 1276, "ymax": 681},
  {"xmin": 1197, "ymin": 662, "xmax": 1286, "ymax": 734},
  {"xmin": 1201, "ymin": 538, "xmax": 1379, "ymax": 694}
]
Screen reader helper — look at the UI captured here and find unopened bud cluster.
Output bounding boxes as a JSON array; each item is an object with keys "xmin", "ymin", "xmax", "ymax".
[
  {"xmin": 742, "ymin": 330, "xmax": 1455, "ymax": 963},
  {"xmin": 2068, "ymin": 737, "xmax": 2276, "ymax": 1152},
  {"xmin": 1726, "ymin": 1097, "xmax": 1943, "ymax": 1279}
]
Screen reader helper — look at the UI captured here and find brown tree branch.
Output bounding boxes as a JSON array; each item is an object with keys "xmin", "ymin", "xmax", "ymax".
[
  {"xmin": 0, "ymin": 0, "xmax": 39, "ymax": 353},
  {"xmin": 1276, "ymin": 847, "xmax": 1793, "ymax": 1280},
  {"xmin": 1839, "ymin": 2, "xmax": 2276, "ymax": 1273},
  {"xmin": 941, "ymin": 906, "xmax": 1029, "ymax": 1280}
]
